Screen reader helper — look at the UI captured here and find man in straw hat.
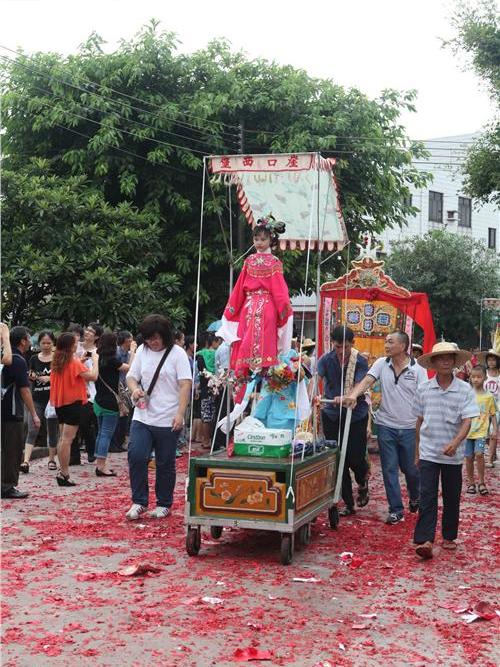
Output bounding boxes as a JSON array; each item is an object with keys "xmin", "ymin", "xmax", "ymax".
[
  {"xmin": 412, "ymin": 341, "xmax": 479, "ymax": 559},
  {"xmin": 301, "ymin": 338, "xmax": 316, "ymax": 373}
]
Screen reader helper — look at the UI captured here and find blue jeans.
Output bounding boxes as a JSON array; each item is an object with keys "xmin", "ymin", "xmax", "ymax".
[
  {"xmin": 95, "ymin": 414, "xmax": 119, "ymax": 459},
  {"xmin": 128, "ymin": 420, "xmax": 179, "ymax": 508},
  {"xmin": 377, "ymin": 425, "xmax": 420, "ymax": 516}
]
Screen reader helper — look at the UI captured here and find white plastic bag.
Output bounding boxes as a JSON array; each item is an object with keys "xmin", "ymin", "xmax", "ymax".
[{"xmin": 44, "ymin": 402, "xmax": 56, "ymax": 419}]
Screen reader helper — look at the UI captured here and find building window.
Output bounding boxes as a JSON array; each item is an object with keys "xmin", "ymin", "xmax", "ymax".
[
  {"xmin": 488, "ymin": 227, "xmax": 496, "ymax": 250},
  {"xmin": 428, "ymin": 191, "xmax": 443, "ymax": 223},
  {"xmin": 402, "ymin": 194, "xmax": 412, "ymax": 208},
  {"xmin": 458, "ymin": 196, "xmax": 471, "ymax": 227}
]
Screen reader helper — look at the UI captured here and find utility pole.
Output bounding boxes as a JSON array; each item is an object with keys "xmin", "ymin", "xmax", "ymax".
[{"xmin": 237, "ymin": 119, "xmax": 245, "ymax": 253}]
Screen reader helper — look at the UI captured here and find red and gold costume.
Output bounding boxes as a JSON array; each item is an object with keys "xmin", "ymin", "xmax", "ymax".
[{"xmin": 218, "ymin": 251, "xmax": 293, "ymax": 378}]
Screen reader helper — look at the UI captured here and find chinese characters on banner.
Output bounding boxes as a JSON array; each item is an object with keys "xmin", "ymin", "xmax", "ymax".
[{"xmin": 209, "ymin": 153, "xmax": 347, "ymax": 250}]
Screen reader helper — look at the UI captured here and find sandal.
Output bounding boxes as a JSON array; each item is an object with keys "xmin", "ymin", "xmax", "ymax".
[
  {"xmin": 415, "ymin": 541, "xmax": 433, "ymax": 560},
  {"xmin": 466, "ymin": 484, "xmax": 476, "ymax": 494},
  {"xmin": 56, "ymin": 473, "xmax": 76, "ymax": 487},
  {"xmin": 477, "ymin": 483, "xmax": 489, "ymax": 496},
  {"xmin": 48, "ymin": 461, "xmax": 57, "ymax": 470},
  {"xmin": 19, "ymin": 462, "xmax": 29, "ymax": 474},
  {"xmin": 339, "ymin": 506, "xmax": 356, "ymax": 516},
  {"xmin": 442, "ymin": 540, "xmax": 457, "ymax": 550},
  {"xmin": 356, "ymin": 481, "xmax": 369, "ymax": 507},
  {"xmin": 95, "ymin": 468, "xmax": 117, "ymax": 477}
]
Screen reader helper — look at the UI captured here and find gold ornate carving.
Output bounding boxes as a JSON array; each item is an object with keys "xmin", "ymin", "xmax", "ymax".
[{"xmin": 321, "ymin": 257, "xmax": 411, "ymax": 298}]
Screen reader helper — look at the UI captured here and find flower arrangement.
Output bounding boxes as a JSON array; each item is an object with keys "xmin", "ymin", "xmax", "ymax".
[
  {"xmin": 201, "ymin": 369, "xmax": 228, "ymax": 396},
  {"xmin": 265, "ymin": 362, "xmax": 296, "ymax": 393}
]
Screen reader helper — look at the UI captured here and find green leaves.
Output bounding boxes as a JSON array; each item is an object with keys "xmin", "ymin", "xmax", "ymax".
[
  {"xmin": 446, "ymin": 1, "xmax": 499, "ymax": 205},
  {"xmin": 3, "ymin": 23, "xmax": 435, "ymax": 330},
  {"xmin": 385, "ymin": 230, "xmax": 500, "ymax": 347}
]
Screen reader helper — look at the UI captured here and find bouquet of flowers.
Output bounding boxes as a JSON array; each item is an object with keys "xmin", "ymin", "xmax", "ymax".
[
  {"xmin": 265, "ymin": 362, "xmax": 296, "ymax": 393},
  {"xmin": 201, "ymin": 369, "xmax": 228, "ymax": 397}
]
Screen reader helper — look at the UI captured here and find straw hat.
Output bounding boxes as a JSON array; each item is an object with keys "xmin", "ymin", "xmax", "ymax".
[
  {"xmin": 301, "ymin": 338, "xmax": 316, "ymax": 349},
  {"xmin": 417, "ymin": 341, "xmax": 472, "ymax": 370},
  {"xmin": 411, "ymin": 343, "xmax": 423, "ymax": 352},
  {"xmin": 477, "ymin": 348, "xmax": 500, "ymax": 365}
]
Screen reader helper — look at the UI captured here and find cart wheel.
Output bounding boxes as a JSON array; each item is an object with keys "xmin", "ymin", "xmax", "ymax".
[
  {"xmin": 280, "ymin": 534, "xmax": 294, "ymax": 565},
  {"xmin": 328, "ymin": 506, "xmax": 339, "ymax": 530},
  {"xmin": 298, "ymin": 523, "xmax": 311, "ymax": 546},
  {"xmin": 210, "ymin": 525, "xmax": 223, "ymax": 540},
  {"xmin": 186, "ymin": 527, "xmax": 201, "ymax": 556}
]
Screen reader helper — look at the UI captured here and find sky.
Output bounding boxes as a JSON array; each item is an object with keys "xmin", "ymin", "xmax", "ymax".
[{"xmin": 0, "ymin": 0, "xmax": 494, "ymax": 140}]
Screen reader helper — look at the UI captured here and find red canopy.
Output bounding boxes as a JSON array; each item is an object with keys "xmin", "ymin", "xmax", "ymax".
[{"xmin": 318, "ymin": 257, "xmax": 436, "ymax": 358}]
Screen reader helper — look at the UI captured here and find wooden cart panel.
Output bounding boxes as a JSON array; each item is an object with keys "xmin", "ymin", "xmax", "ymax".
[
  {"xmin": 195, "ymin": 468, "xmax": 286, "ymax": 521},
  {"xmin": 295, "ymin": 456, "xmax": 337, "ymax": 514},
  {"xmin": 188, "ymin": 449, "xmax": 338, "ymax": 525}
]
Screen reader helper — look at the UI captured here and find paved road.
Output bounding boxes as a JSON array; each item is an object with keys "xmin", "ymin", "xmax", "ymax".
[{"xmin": 2, "ymin": 450, "xmax": 498, "ymax": 666}]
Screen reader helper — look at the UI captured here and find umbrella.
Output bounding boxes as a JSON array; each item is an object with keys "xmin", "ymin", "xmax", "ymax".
[{"xmin": 206, "ymin": 320, "xmax": 222, "ymax": 332}]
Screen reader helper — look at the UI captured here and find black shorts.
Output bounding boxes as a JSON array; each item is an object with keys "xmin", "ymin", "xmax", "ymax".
[{"xmin": 55, "ymin": 401, "xmax": 83, "ymax": 426}]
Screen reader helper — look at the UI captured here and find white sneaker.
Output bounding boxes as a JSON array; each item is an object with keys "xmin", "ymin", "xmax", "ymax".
[
  {"xmin": 149, "ymin": 506, "xmax": 170, "ymax": 519},
  {"xmin": 126, "ymin": 503, "xmax": 147, "ymax": 521}
]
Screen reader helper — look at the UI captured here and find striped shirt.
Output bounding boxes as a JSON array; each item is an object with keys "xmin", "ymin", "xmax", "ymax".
[{"xmin": 413, "ymin": 376, "xmax": 479, "ymax": 465}]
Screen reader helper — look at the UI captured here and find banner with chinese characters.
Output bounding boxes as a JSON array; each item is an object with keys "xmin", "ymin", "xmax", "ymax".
[{"xmin": 209, "ymin": 153, "xmax": 348, "ymax": 251}]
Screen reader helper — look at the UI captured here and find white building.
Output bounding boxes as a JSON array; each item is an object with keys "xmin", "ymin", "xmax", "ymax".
[{"xmin": 380, "ymin": 133, "xmax": 499, "ymax": 252}]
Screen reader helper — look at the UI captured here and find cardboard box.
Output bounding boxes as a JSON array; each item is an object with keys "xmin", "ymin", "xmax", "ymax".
[{"xmin": 233, "ymin": 426, "xmax": 293, "ymax": 458}]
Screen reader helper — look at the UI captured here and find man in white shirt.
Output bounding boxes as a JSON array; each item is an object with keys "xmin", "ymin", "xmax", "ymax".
[
  {"xmin": 344, "ymin": 331, "xmax": 428, "ymax": 524},
  {"xmin": 126, "ymin": 315, "xmax": 192, "ymax": 520}
]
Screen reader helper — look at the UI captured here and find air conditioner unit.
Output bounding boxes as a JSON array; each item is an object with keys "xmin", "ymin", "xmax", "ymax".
[{"xmin": 446, "ymin": 210, "xmax": 458, "ymax": 223}]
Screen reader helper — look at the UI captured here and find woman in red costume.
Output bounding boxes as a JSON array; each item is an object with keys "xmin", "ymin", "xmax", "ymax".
[{"xmin": 217, "ymin": 216, "xmax": 293, "ymax": 379}]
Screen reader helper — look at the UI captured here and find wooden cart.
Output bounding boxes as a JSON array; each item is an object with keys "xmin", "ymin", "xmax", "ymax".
[{"xmin": 185, "ymin": 446, "xmax": 339, "ymax": 565}]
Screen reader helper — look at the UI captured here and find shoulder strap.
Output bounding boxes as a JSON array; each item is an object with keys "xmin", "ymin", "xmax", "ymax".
[
  {"xmin": 98, "ymin": 374, "xmax": 119, "ymax": 401},
  {"xmin": 146, "ymin": 346, "xmax": 172, "ymax": 397}
]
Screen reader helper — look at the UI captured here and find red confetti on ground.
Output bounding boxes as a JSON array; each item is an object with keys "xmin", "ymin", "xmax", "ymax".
[
  {"xmin": 232, "ymin": 647, "xmax": 273, "ymax": 661},
  {"xmin": 1, "ymin": 450, "xmax": 499, "ymax": 666}
]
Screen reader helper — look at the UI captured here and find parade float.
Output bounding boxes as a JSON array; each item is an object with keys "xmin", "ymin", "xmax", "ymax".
[
  {"xmin": 185, "ymin": 152, "xmax": 348, "ymax": 564},
  {"xmin": 318, "ymin": 235, "xmax": 436, "ymax": 361}
]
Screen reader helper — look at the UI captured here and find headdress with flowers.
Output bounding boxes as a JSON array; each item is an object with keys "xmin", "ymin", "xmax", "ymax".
[{"xmin": 253, "ymin": 213, "xmax": 286, "ymax": 243}]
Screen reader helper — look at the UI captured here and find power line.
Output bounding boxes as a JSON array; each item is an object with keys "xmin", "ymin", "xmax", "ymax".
[
  {"xmin": 0, "ymin": 44, "xmax": 243, "ymax": 138},
  {"xmin": 0, "ymin": 45, "xmax": 480, "ymax": 150},
  {"xmin": 23, "ymin": 79, "xmax": 232, "ymax": 155},
  {"xmin": 0, "ymin": 53, "xmax": 239, "ymax": 152},
  {"xmin": 52, "ymin": 123, "xmax": 195, "ymax": 174},
  {"xmin": 15, "ymin": 91, "xmax": 208, "ymax": 155}
]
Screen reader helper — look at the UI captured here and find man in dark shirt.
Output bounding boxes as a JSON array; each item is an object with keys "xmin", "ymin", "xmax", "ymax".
[
  {"xmin": 317, "ymin": 325, "xmax": 369, "ymax": 515},
  {"xmin": 1, "ymin": 326, "xmax": 40, "ymax": 498}
]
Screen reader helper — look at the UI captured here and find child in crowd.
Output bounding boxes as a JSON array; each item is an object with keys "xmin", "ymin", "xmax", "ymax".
[
  {"xmin": 478, "ymin": 349, "xmax": 500, "ymax": 467},
  {"xmin": 465, "ymin": 366, "xmax": 497, "ymax": 496}
]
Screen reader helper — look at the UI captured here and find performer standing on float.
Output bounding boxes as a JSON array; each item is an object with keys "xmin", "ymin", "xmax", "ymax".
[{"xmin": 217, "ymin": 216, "xmax": 293, "ymax": 378}]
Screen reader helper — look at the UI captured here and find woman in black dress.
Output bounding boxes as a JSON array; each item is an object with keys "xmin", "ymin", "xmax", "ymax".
[{"xmin": 21, "ymin": 331, "xmax": 58, "ymax": 473}]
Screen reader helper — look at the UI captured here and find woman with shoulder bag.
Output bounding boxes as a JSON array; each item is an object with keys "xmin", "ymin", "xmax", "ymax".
[{"xmin": 93, "ymin": 332, "xmax": 131, "ymax": 477}]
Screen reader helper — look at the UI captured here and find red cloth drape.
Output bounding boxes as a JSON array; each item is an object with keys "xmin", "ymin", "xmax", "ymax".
[{"xmin": 318, "ymin": 287, "xmax": 436, "ymax": 357}]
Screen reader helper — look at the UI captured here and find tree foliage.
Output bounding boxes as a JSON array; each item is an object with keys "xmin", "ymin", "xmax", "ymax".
[
  {"xmin": 447, "ymin": 0, "xmax": 500, "ymax": 206},
  {"xmin": 385, "ymin": 230, "xmax": 500, "ymax": 347},
  {"xmin": 2, "ymin": 160, "xmax": 184, "ymax": 328},
  {"xmin": 2, "ymin": 22, "xmax": 430, "ymax": 329}
]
